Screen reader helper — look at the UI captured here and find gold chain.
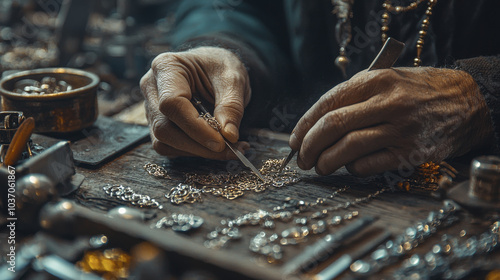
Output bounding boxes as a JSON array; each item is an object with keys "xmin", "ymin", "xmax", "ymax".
[{"xmin": 381, "ymin": 0, "xmax": 438, "ymax": 66}]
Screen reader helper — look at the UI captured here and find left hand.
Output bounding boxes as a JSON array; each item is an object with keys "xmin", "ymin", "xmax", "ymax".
[{"xmin": 289, "ymin": 67, "xmax": 493, "ymax": 176}]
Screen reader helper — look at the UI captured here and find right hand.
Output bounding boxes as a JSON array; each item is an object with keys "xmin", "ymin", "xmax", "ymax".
[{"xmin": 140, "ymin": 47, "xmax": 251, "ymax": 159}]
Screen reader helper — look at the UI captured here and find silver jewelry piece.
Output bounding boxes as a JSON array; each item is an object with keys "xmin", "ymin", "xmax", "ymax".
[{"xmin": 102, "ymin": 184, "xmax": 164, "ymax": 209}]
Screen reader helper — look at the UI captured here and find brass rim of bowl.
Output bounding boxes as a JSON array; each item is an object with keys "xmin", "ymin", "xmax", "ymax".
[{"xmin": 0, "ymin": 67, "xmax": 100, "ymax": 101}]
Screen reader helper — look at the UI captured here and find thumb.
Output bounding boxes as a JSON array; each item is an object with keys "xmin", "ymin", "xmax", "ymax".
[{"xmin": 212, "ymin": 71, "xmax": 251, "ymax": 143}]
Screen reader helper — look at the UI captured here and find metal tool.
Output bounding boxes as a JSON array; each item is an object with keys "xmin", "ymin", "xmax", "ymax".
[
  {"xmin": 368, "ymin": 37, "xmax": 405, "ymax": 70},
  {"xmin": 0, "ymin": 111, "xmax": 32, "ymax": 163},
  {"xmin": 282, "ymin": 216, "xmax": 376, "ymax": 275},
  {"xmin": 2, "ymin": 116, "xmax": 35, "ymax": 167},
  {"xmin": 448, "ymin": 155, "xmax": 500, "ymax": 212},
  {"xmin": 0, "ymin": 141, "xmax": 83, "ymax": 207},
  {"xmin": 279, "ymin": 37, "xmax": 405, "ymax": 172},
  {"xmin": 313, "ymin": 230, "xmax": 391, "ymax": 280},
  {"xmin": 278, "ymin": 149, "xmax": 296, "ymax": 173},
  {"xmin": 191, "ymin": 96, "xmax": 265, "ymax": 181}
]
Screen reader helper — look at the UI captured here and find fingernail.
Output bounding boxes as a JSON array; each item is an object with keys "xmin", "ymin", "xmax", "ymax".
[
  {"xmin": 207, "ymin": 140, "xmax": 223, "ymax": 152},
  {"xmin": 224, "ymin": 123, "xmax": 239, "ymax": 143},
  {"xmin": 289, "ymin": 133, "xmax": 299, "ymax": 150}
]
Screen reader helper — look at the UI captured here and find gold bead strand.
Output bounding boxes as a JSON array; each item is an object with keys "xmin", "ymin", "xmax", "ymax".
[
  {"xmin": 381, "ymin": 0, "xmax": 425, "ymax": 43},
  {"xmin": 414, "ymin": 0, "xmax": 437, "ymax": 66}
]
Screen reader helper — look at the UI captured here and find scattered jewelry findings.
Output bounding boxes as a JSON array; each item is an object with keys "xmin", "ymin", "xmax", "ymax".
[
  {"xmin": 350, "ymin": 200, "xmax": 461, "ymax": 276},
  {"xmin": 283, "ymin": 216, "xmax": 376, "ymax": 274},
  {"xmin": 144, "ymin": 159, "xmax": 300, "ymax": 205},
  {"xmin": 250, "ymin": 210, "xmax": 360, "ymax": 263},
  {"xmin": 152, "ymin": 213, "xmax": 204, "ymax": 233},
  {"xmin": 392, "ymin": 221, "xmax": 500, "ymax": 279},
  {"xmin": 205, "ymin": 186, "xmax": 388, "ymax": 264},
  {"xmin": 144, "ymin": 162, "xmax": 171, "ymax": 179},
  {"xmin": 103, "ymin": 184, "xmax": 164, "ymax": 209},
  {"xmin": 396, "ymin": 161, "xmax": 457, "ymax": 192},
  {"xmin": 13, "ymin": 76, "xmax": 73, "ymax": 95}
]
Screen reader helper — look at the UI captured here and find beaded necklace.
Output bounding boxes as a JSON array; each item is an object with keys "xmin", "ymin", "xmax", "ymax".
[{"xmin": 332, "ymin": 0, "xmax": 438, "ymax": 74}]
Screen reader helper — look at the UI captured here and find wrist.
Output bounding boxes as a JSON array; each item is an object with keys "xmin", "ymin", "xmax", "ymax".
[{"xmin": 454, "ymin": 69, "xmax": 495, "ymax": 155}]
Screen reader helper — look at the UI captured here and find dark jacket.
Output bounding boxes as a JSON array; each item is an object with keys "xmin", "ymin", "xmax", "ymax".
[{"xmin": 168, "ymin": 0, "xmax": 500, "ymax": 152}]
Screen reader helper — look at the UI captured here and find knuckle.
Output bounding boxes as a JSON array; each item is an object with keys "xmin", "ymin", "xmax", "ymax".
[
  {"xmin": 159, "ymin": 96, "xmax": 183, "ymax": 117},
  {"xmin": 217, "ymin": 97, "xmax": 244, "ymax": 117},
  {"xmin": 151, "ymin": 53, "xmax": 178, "ymax": 70},
  {"xmin": 151, "ymin": 118, "xmax": 166, "ymax": 137},
  {"xmin": 225, "ymin": 70, "xmax": 247, "ymax": 85},
  {"xmin": 324, "ymin": 110, "xmax": 348, "ymax": 132}
]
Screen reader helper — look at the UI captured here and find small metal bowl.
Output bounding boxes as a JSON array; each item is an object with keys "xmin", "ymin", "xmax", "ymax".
[{"xmin": 0, "ymin": 68, "xmax": 99, "ymax": 133}]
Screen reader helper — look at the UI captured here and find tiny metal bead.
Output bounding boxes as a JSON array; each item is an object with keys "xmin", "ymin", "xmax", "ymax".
[
  {"xmin": 381, "ymin": 26, "xmax": 389, "ymax": 32},
  {"xmin": 414, "ymin": 57, "xmax": 422, "ymax": 66},
  {"xmin": 382, "ymin": 12, "xmax": 389, "ymax": 19},
  {"xmin": 395, "ymin": 6, "xmax": 402, "ymax": 12},
  {"xmin": 419, "ymin": 30, "xmax": 427, "ymax": 36}
]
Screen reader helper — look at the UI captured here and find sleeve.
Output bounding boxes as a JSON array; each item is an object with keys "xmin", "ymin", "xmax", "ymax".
[
  {"xmin": 167, "ymin": 0, "xmax": 294, "ymax": 126},
  {"xmin": 454, "ymin": 55, "xmax": 500, "ymax": 154}
]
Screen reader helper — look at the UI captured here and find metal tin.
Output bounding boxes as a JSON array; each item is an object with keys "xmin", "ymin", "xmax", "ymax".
[
  {"xmin": 469, "ymin": 155, "xmax": 500, "ymax": 202},
  {"xmin": 0, "ymin": 68, "xmax": 99, "ymax": 133}
]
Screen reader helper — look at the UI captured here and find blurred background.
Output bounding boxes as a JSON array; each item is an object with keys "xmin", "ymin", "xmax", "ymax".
[{"xmin": 0, "ymin": 0, "xmax": 178, "ymax": 122}]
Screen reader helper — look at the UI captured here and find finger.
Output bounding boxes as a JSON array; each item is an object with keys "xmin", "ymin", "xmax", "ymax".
[
  {"xmin": 142, "ymin": 69, "xmax": 231, "ymax": 159},
  {"xmin": 152, "ymin": 116, "xmax": 242, "ymax": 160},
  {"xmin": 153, "ymin": 54, "xmax": 226, "ymax": 152},
  {"xmin": 212, "ymin": 69, "xmax": 250, "ymax": 143},
  {"xmin": 150, "ymin": 134, "xmax": 197, "ymax": 157},
  {"xmin": 289, "ymin": 70, "xmax": 392, "ymax": 151},
  {"xmin": 313, "ymin": 125, "xmax": 397, "ymax": 175},
  {"xmin": 297, "ymin": 100, "xmax": 387, "ymax": 170},
  {"xmin": 345, "ymin": 149, "xmax": 400, "ymax": 177}
]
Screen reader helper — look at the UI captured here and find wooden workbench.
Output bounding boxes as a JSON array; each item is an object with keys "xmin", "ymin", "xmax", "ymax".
[
  {"xmin": 1, "ymin": 103, "xmax": 498, "ymax": 279},
  {"xmin": 65, "ymin": 120, "xmax": 499, "ymax": 279}
]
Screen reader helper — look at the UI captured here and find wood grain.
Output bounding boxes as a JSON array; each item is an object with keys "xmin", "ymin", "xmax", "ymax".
[{"xmin": 68, "ymin": 131, "xmax": 499, "ymax": 279}]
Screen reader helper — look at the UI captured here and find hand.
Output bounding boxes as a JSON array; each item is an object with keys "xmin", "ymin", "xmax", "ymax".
[
  {"xmin": 289, "ymin": 67, "xmax": 493, "ymax": 176},
  {"xmin": 140, "ymin": 47, "xmax": 251, "ymax": 159}
]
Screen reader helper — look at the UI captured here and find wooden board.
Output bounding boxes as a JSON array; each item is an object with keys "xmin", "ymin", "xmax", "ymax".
[{"xmin": 64, "ymin": 130, "xmax": 500, "ymax": 279}]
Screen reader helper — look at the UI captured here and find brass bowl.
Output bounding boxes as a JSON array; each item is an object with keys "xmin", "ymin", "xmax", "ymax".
[{"xmin": 0, "ymin": 68, "xmax": 99, "ymax": 133}]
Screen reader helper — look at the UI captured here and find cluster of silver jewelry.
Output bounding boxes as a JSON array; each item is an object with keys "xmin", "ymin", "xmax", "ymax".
[
  {"xmin": 204, "ymin": 186, "xmax": 388, "ymax": 263},
  {"xmin": 145, "ymin": 159, "xmax": 300, "ymax": 205},
  {"xmin": 102, "ymin": 184, "xmax": 163, "ymax": 209},
  {"xmin": 350, "ymin": 200, "xmax": 460, "ymax": 276},
  {"xmin": 144, "ymin": 162, "xmax": 171, "ymax": 179},
  {"xmin": 392, "ymin": 221, "xmax": 500, "ymax": 279},
  {"xmin": 249, "ymin": 210, "xmax": 360, "ymax": 262},
  {"xmin": 152, "ymin": 213, "xmax": 204, "ymax": 232}
]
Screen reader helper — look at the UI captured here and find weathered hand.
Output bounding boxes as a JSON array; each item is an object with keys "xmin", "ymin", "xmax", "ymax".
[
  {"xmin": 289, "ymin": 67, "xmax": 493, "ymax": 176},
  {"xmin": 140, "ymin": 47, "xmax": 251, "ymax": 159}
]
